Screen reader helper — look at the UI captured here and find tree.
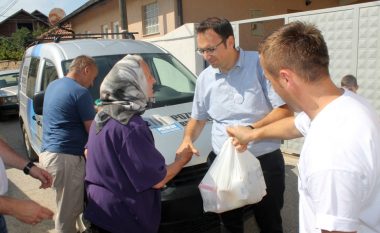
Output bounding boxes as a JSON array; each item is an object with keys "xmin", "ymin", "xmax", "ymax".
[{"xmin": 0, "ymin": 26, "xmax": 48, "ymax": 61}]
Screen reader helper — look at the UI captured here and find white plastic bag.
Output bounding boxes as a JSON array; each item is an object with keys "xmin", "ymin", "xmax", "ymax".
[{"xmin": 199, "ymin": 138, "xmax": 267, "ymax": 213}]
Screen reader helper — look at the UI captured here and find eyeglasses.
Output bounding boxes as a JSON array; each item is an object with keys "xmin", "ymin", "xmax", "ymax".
[{"xmin": 196, "ymin": 40, "xmax": 224, "ymax": 55}]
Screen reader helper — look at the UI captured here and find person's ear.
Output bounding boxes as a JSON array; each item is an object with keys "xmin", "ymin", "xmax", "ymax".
[
  {"xmin": 83, "ymin": 66, "xmax": 91, "ymax": 75},
  {"xmin": 278, "ymin": 69, "xmax": 291, "ymax": 87},
  {"xmin": 226, "ymin": 35, "xmax": 235, "ymax": 48}
]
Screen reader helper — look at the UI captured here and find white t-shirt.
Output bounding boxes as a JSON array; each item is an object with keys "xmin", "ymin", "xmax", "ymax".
[
  {"xmin": 295, "ymin": 90, "xmax": 380, "ymax": 233},
  {"xmin": 0, "ymin": 156, "xmax": 8, "ymax": 195}
]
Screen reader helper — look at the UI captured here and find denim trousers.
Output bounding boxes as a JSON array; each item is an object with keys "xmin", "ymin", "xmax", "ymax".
[{"xmin": 207, "ymin": 149, "xmax": 285, "ymax": 233}]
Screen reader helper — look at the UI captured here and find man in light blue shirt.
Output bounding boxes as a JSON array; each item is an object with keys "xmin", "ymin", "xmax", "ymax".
[{"xmin": 176, "ymin": 17, "xmax": 293, "ymax": 233}]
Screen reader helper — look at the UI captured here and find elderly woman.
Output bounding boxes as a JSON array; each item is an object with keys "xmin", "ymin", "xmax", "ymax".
[{"xmin": 84, "ymin": 55, "xmax": 193, "ymax": 233}]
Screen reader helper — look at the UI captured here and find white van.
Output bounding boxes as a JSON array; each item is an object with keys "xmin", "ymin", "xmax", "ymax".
[{"xmin": 18, "ymin": 38, "xmax": 218, "ymax": 232}]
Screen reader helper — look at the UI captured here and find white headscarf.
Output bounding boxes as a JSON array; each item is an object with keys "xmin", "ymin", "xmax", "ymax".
[{"xmin": 94, "ymin": 54, "xmax": 149, "ymax": 133}]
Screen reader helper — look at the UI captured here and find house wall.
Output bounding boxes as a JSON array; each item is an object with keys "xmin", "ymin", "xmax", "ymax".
[
  {"xmin": 0, "ymin": 23, "xmax": 16, "ymax": 37},
  {"xmin": 68, "ymin": 0, "xmax": 177, "ymax": 40},
  {"xmin": 123, "ymin": 0, "xmax": 178, "ymax": 39},
  {"xmin": 181, "ymin": 0, "xmax": 340, "ymax": 23},
  {"xmin": 0, "ymin": 12, "xmax": 48, "ymax": 37},
  {"xmin": 69, "ymin": 0, "xmax": 119, "ymax": 36},
  {"xmin": 67, "ymin": 0, "xmax": 374, "ymax": 40}
]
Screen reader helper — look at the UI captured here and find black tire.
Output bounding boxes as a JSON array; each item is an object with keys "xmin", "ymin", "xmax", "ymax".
[{"xmin": 21, "ymin": 123, "xmax": 39, "ymax": 162}]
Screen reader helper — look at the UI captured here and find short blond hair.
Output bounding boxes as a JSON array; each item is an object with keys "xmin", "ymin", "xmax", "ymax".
[{"xmin": 259, "ymin": 21, "xmax": 330, "ymax": 82}]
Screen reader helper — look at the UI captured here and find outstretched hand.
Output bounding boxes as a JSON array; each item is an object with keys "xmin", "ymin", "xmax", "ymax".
[
  {"xmin": 227, "ymin": 126, "xmax": 254, "ymax": 152},
  {"xmin": 176, "ymin": 141, "xmax": 199, "ymax": 157},
  {"xmin": 11, "ymin": 199, "xmax": 54, "ymax": 225},
  {"xmin": 29, "ymin": 166, "xmax": 53, "ymax": 189},
  {"xmin": 175, "ymin": 141, "xmax": 199, "ymax": 165}
]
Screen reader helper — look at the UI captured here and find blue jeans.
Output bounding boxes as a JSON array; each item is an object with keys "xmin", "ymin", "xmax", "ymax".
[{"xmin": 0, "ymin": 215, "xmax": 8, "ymax": 233}]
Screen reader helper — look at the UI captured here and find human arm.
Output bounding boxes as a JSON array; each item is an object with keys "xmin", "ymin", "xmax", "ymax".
[
  {"xmin": 153, "ymin": 152, "xmax": 193, "ymax": 189},
  {"xmin": 0, "ymin": 196, "xmax": 53, "ymax": 224},
  {"xmin": 175, "ymin": 118, "xmax": 207, "ymax": 157},
  {"xmin": 118, "ymin": 120, "xmax": 195, "ymax": 191},
  {"xmin": 250, "ymin": 104, "xmax": 293, "ymax": 128},
  {"xmin": 154, "ymin": 118, "xmax": 206, "ymax": 188},
  {"xmin": 227, "ymin": 116, "xmax": 302, "ymax": 145},
  {"xmin": 0, "ymin": 139, "xmax": 52, "ymax": 189},
  {"xmin": 83, "ymin": 120, "xmax": 93, "ymax": 133}
]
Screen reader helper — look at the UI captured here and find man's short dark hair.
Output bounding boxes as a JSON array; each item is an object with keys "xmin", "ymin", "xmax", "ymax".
[
  {"xmin": 196, "ymin": 17, "xmax": 234, "ymax": 41},
  {"xmin": 341, "ymin": 74, "xmax": 358, "ymax": 88}
]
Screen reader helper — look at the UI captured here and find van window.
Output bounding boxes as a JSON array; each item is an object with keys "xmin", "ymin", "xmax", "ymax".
[
  {"xmin": 41, "ymin": 60, "xmax": 58, "ymax": 91},
  {"xmin": 61, "ymin": 53, "xmax": 196, "ymax": 108},
  {"xmin": 26, "ymin": 58, "xmax": 40, "ymax": 98},
  {"xmin": 145, "ymin": 53, "xmax": 195, "ymax": 107},
  {"xmin": 62, "ymin": 54, "xmax": 125, "ymax": 100},
  {"xmin": 152, "ymin": 56, "xmax": 195, "ymax": 93}
]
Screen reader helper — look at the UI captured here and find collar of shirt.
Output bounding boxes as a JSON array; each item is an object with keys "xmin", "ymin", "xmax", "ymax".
[{"xmin": 214, "ymin": 48, "xmax": 245, "ymax": 77}]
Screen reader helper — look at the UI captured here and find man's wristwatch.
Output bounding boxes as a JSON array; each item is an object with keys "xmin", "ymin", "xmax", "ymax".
[{"xmin": 23, "ymin": 161, "xmax": 36, "ymax": 175}]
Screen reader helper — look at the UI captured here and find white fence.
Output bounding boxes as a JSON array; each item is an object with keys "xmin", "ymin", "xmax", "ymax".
[{"xmin": 232, "ymin": 1, "xmax": 380, "ymax": 154}]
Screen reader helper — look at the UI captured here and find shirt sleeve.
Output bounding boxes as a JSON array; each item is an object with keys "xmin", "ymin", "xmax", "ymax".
[
  {"xmin": 294, "ymin": 112, "xmax": 311, "ymax": 136},
  {"xmin": 306, "ymin": 169, "xmax": 365, "ymax": 232},
  {"xmin": 191, "ymin": 72, "xmax": 210, "ymax": 120},
  {"xmin": 121, "ymin": 124, "xmax": 167, "ymax": 192},
  {"xmin": 76, "ymin": 90, "xmax": 96, "ymax": 122}
]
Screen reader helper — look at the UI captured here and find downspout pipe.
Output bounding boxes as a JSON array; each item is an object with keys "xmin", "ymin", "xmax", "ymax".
[
  {"xmin": 119, "ymin": 0, "xmax": 129, "ymax": 38},
  {"xmin": 177, "ymin": 0, "xmax": 183, "ymax": 26}
]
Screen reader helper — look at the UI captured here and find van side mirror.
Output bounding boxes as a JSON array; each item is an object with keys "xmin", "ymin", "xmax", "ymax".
[{"xmin": 33, "ymin": 91, "xmax": 45, "ymax": 115}]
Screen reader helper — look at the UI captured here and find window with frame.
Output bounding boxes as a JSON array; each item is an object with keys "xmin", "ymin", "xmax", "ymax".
[
  {"xmin": 26, "ymin": 58, "xmax": 40, "ymax": 98},
  {"xmin": 101, "ymin": 24, "xmax": 109, "ymax": 39},
  {"xmin": 143, "ymin": 2, "xmax": 159, "ymax": 35},
  {"xmin": 112, "ymin": 21, "xmax": 120, "ymax": 39},
  {"xmin": 41, "ymin": 60, "xmax": 58, "ymax": 91}
]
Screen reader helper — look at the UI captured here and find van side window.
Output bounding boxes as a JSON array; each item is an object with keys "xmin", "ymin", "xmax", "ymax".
[
  {"xmin": 26, "ymin": 58, "xmax": 40, "ymax": 98},
  {"xmin": 152, "ymin": 56, "xmax": 195, "ymax": 93},
  {"xmin": 41, "ymin": 60, "xmax": 58, "ymax": 91}
]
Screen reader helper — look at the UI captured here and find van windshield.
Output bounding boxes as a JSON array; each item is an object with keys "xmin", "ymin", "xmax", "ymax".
[{"xmin": 62, "ymin": 53, "xmax": 196, "ymax": 108}]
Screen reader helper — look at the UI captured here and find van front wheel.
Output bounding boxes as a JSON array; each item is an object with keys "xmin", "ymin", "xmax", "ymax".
[{"xmin": 22, "ymin": 124, "xmax": 39, "ymax": 162}]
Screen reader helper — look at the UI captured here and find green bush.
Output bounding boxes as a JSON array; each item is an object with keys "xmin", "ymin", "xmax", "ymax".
[{"xmin": 0, "ymin": 26, "xmax": 48, "ymax": 61}]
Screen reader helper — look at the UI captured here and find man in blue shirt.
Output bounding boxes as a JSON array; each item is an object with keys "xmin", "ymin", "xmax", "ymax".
[
  {"xmin": 176, "ymin": 17, "xmax": 293, "ymax": 233},
  {"xmin": 39, "ymin": 55, "xmax": 98, "ymax": 233}
]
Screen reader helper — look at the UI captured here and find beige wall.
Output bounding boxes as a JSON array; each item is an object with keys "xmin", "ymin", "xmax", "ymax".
[
  {"xmin": 181, "ymin": 0, "xmax": 340, "ymax": 24},
  {"xmin": 70, "ymin": 0, "xmax": 120, "ymax": 37},
  {"xmin": 69, "ymin": 0, "xmax": 177, "ymax": 40},
  {"xmin": 127, "ymin": 0, "xmax": 177, "ymax": 40},
  {"xmin": 67, "ymin": 0, "xmax": 374, "ymax": 40}
]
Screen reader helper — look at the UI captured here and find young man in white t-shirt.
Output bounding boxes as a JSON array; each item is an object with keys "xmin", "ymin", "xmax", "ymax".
[{"xmin": 227, "ymin": 21, "xmax": 380, "ymax": 233}]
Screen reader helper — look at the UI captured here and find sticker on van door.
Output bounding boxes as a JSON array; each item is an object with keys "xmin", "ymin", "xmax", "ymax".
[{"xmin": 144, "ymin": 115, "xmax": 183, "ymax": 134}]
